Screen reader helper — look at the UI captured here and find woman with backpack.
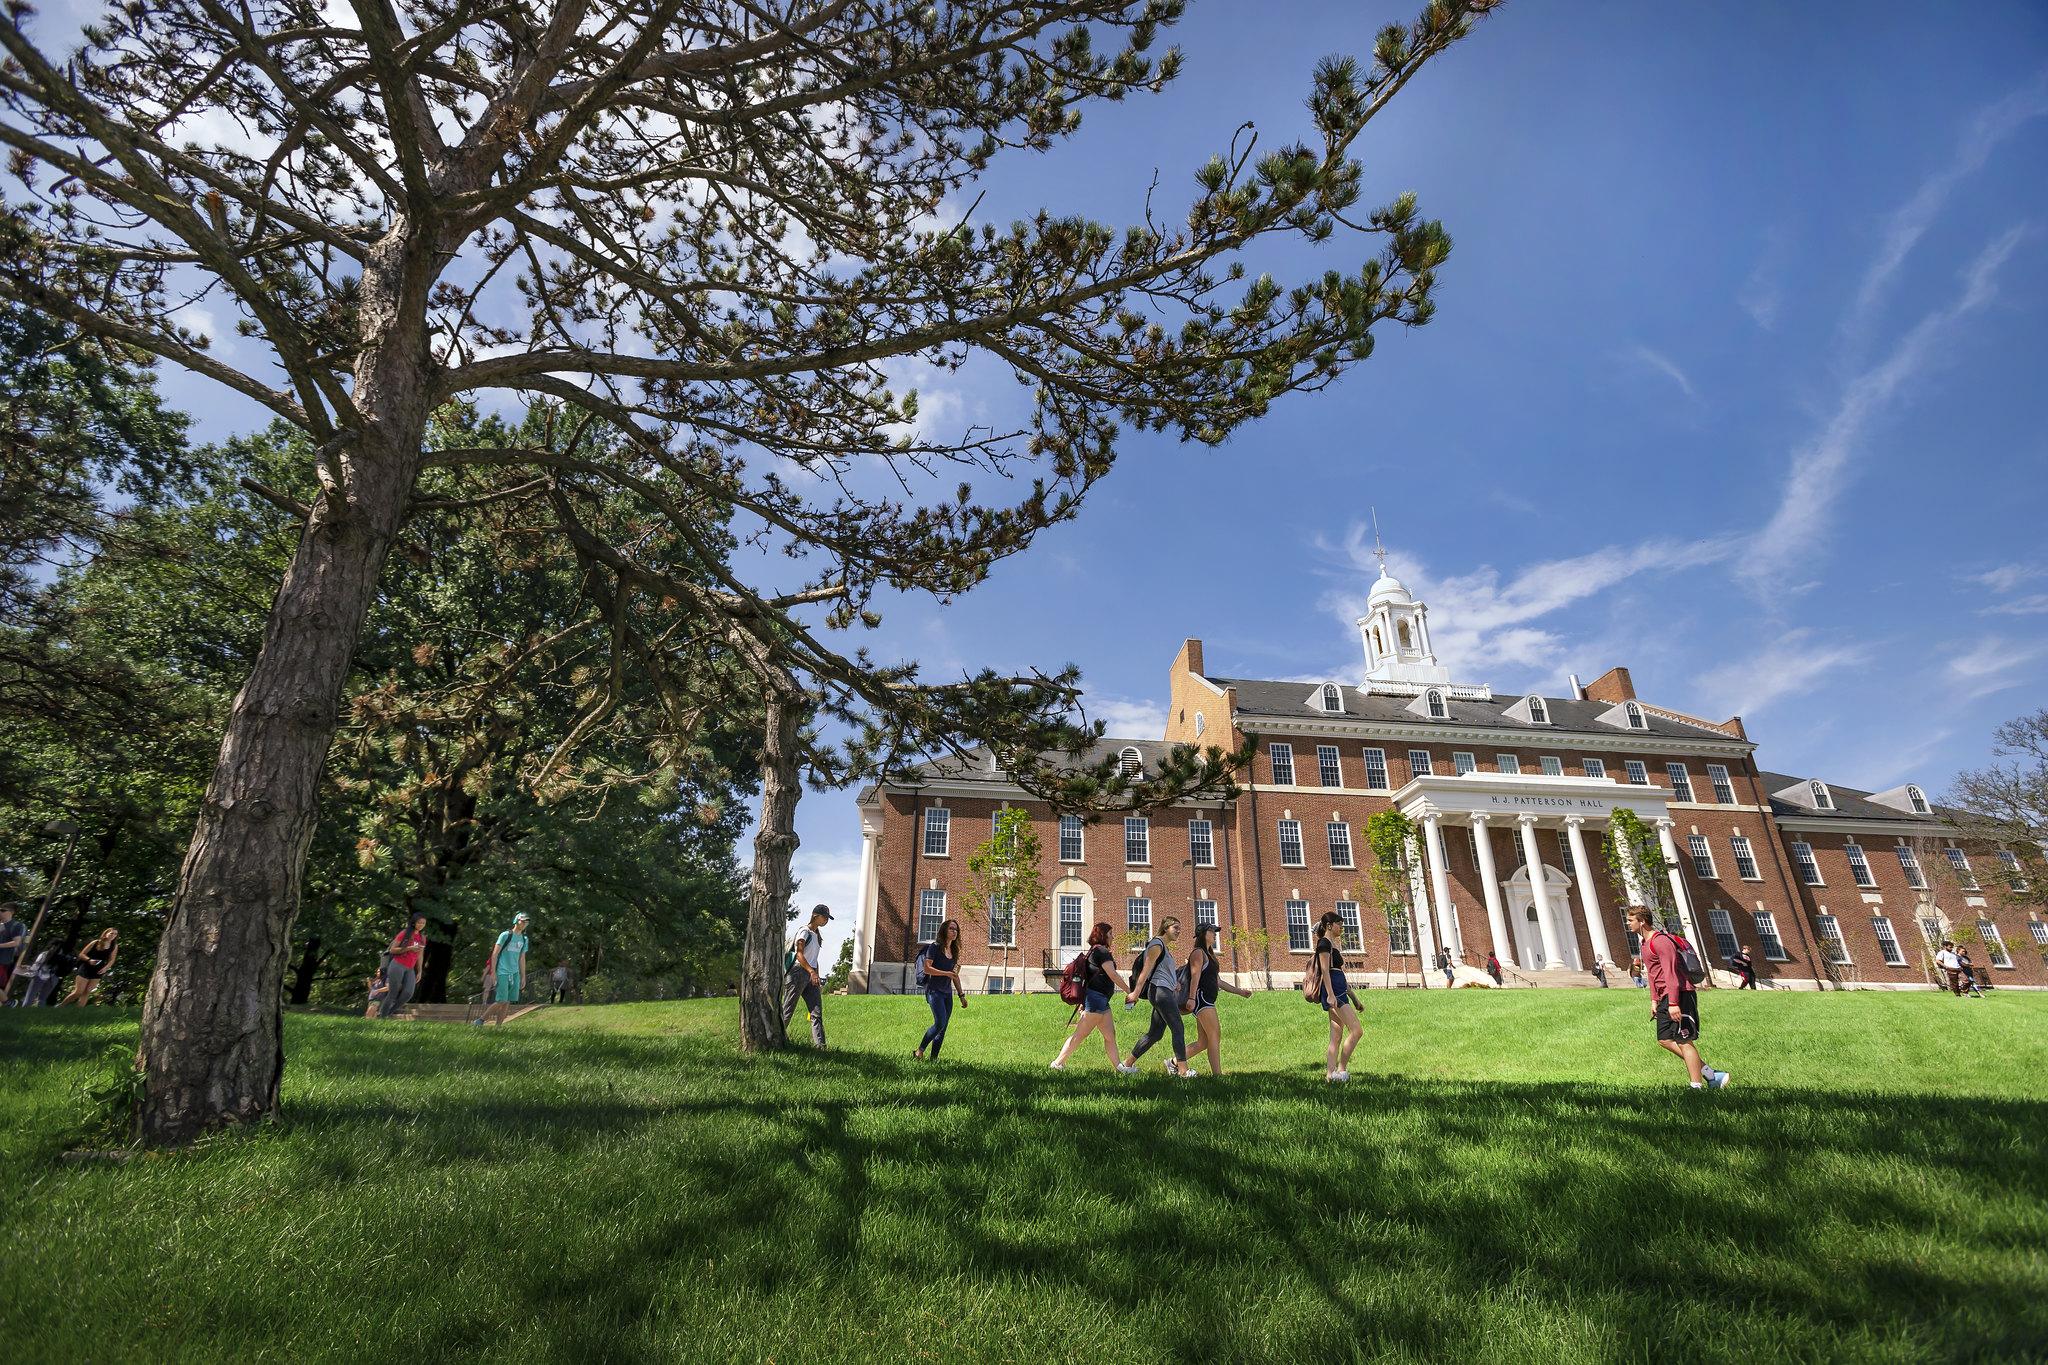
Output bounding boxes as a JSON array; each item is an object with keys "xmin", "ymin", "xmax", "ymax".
[
  {"xmin": 913, "ymin": 918, "xmax": 968, "ymax": 1060},
  {"xmin": 1120, "ymin": 916, "xmax": 1192, "ymax": 1077},
  {"xmin": 1303, "ymin": 910, "xmax": 1362, "ymax": 1082},
  {"xmin": 1186, "ymin": 922, "xmax": 1253, "ymax": 1077},
  {"xmin": 1050, "ymin": 922, "xmax": 1128, "ymax": 1071}
]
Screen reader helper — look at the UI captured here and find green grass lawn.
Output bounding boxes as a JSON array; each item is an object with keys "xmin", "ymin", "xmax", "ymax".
[{"xmin": 4, "ymin": 988, "xmax": 2045, "ymax": 1363}]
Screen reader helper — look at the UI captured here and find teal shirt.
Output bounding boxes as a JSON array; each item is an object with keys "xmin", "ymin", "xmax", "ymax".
[{"xmin": 494, "ymin": 930, "xmax": 528, "ymax": 981}]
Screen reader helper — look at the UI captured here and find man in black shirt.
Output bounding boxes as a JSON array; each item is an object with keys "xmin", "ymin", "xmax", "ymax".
[{"xmin": 1729, "ymin": 945, "xmax": 1756, "ymax": 989}]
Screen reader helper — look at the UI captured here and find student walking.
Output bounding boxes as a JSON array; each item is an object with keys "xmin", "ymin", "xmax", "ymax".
[
  {"xmin": 1304, "ymin": 911, "xmax": 1363, "ymax": 1082},
  {"xmin": 1592, "ymin": 957, "xmax": 1610, "ymax": 988},
  {"xmin": 379, "ymin": 914, "xmax": 428, "ymax": 1018},
  {"xmin": 1957, "ymin": 946, "xmax": 1985, "ymax": 998},
  {"xmin": 475, "ymin": 913, "xmax": 530, "ymax": 1026},
  {"xmin": 913, "ymin": 918, "xmax": 969, "ymax": 1060},
  {"xmin": 1436, "ymin": 947, "xmax": 1454, "ymax": 988},
  {"xmin": 781, "ymin": 904, "xmax": 832, "ymax": 1049},
  {"xmin": 1729, "ymin": 945, "xmax": 1757, "ymax": 990},
  {"xmin": 1630, "ymin": 907, "xmax": 1729, "ymax": 1091},
  {"xmin": 1934, "ymin": 941, "xmax": 1966, "ymax": 996},
  {"xmin": 1484, "ymin": 950, "xmax": 1503, "ymax": 987},
  {"xmin": 0, "ymin": 903, "xmax": 25, "ymax": 992},
  {"xmin": 1185, "ymin": 923, "xmax": 1254, "ymax": 1076},
  {"xmin": 1051, "ymin": 922, "xmax": 1128, "ymax": 1071},
  {"xmin": 1121, "ymin": 917, "xmax": 1192, "ymax": 1077},
  {"xmin": 549, "ymin": 960, "xmax": 571, "ymax": 1004},
  {"xmin": 59, "ymin": 929, "xmax": 118, "ymax": 1006}
]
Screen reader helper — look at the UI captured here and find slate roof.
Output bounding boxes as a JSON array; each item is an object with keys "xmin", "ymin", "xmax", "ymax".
[
  {"xmin": 1756, "ymin": 771, "xmax": 1949, "ymax": 824},
  {"xmin": 865, "ymin": 737, "xmax": 1178, "ymax": 795},
  {"xmin": 1210, "ymin": 676, "xmax": 1738, "ymax": 742}
]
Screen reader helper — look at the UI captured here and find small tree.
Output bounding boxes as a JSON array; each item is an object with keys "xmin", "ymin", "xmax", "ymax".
[
  {"xmin": 1364, "ymin": 808, "xmax": 1418, "ymax": 990},
  {"xmin": 1949, "ymin": 709, "xmax": 2048, "ymax": 916},
  {"xmin": 1226, "ymin": 923, "xmax": 1274, "ymax": 991},
  {"xmin": 960, "ymin": 806, "xmax": 1045, "ymax": 995},
  {"xmin": 822, "ymin": 937, "xmax": 855, "ymax": 995}
]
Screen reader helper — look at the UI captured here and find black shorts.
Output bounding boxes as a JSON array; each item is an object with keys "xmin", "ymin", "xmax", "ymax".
[{"xmin": 1654, "ymin": 995, "xmax": 1700, "ymax": 1044}]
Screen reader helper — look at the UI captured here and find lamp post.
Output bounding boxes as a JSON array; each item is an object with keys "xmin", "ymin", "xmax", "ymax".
[{"xmin": 4, "ymin": 819, "xmax": 82, "ymax": 1007}]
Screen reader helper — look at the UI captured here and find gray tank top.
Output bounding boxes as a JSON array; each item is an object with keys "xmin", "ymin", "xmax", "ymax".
[{"xmin": 1144, "ymin": 938, "xmax": 1179, "ymax": 994}]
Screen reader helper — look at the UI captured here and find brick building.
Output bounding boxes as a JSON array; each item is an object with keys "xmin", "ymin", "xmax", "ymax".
[{"xmin": 847, "ymin": 559, "xmax": 2046, "ymax": 994}]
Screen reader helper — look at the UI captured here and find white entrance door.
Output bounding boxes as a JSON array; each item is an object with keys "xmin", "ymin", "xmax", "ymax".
[{"xmin": 1502, "ymin": 863, "xmax": 1581, "ymax": 971}]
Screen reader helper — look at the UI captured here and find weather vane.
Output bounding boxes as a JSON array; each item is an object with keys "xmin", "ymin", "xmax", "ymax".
[{"xmin": 1370, "ymin": 506, "xmax": 1388, "ymax": 575}]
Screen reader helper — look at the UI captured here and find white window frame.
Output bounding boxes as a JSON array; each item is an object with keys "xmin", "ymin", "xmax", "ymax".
[
  {"xmin": 1194, "ymin": 711, "xmax": 1206, "ymax": 737},
  {"xmin": 1980, "ymin": 920, "xmax": 2012, "ymax": 968},
  {"xmin": 917, "ymin": 888, "xmax": 946, "ymax": 943},
  {"xmin": 1286, "ymin": 899, "xmax": 1312, "ymax": 953},
  {"xmin": 1706, "ymin": 764, "xmax": 1735, "ymax": 803},
  {"xmin": 1363, "ymin": 748, "xmax": 1389, "ymax": 791},
  {"xmin": 1320, "ymin": 683, "xmax": 1343, "ymax": 713},
  {"xmin": 1625, "ymin": 760, "xmax": 1649, "ymax": 786},
  {"xmin": 1124, "ymin": 816, "xmax": 1150, "ymax": 866},
  {"xmin": 1336, "ymin": 900, "xmax": 1363, "ymax": 951},
  {"xmin": 1388, "ymin": 908, "xmax": 1415, "ymax": 955},
  {"xmin": 1188, "ymin": 819, "xmax": 1215, "ymax": 868},
  {"xmin": 1278, "ymin": 819, "xmax": 1305, "ymax": 868},
  {"xmin": 1730, "ymin": 836, "xmax": 1761, "ymax": 881},
  {"xmin": 1624, "ymin": 701, "xmax": 1646, "ymax": 730},
  {"xmin": 1453, "ymin": 751, "xmax": 1476, "ymax": 775},
  {"xmin": 1327, "ymin": 821, "xmax": 1355, "ymax": 869},
  {"xmin": 1425, "ymin": 689, "xmax": 1447, "ymax": 719},
  {"xmin": 1528, "ymin": 695, "xmax": 1549, "ymax": 724},
  {"xmin": 1665, "ymin": 764, "xmax": 1694, "ymax": 802},
  {"xmin": 1896, "ymin": 845, "xmax": 1926, "ymax": 890},
  {"xmin": 2029, "ymin": 920, "xmax": 2048, "ymax": 948},
  {"xmin": 988, "ymin": 893, "xmax": 1016, "ymax": 948},
  {"xmin": 1126, "ymin": 896, "xmax": 1152, "ymax": 936},
  {"xmin": 1118, "ymin": 746, "xmax": 1141, "ymax": 777},
  {"xmin": 1195, "ymin": 899, "xmax": 1219, "ymax": 930},
  {"xmin": 1407, "ymin": 749, "xmax": 1433, "ymax": 779},
  {"xmin": 1269, "ymin": 743, "xmax": 1295, "ymax": 786},
  {"xmin": 1317, "ymin": 744, "xmax": 1342, "ymax": 787},
  {"xmin": 1582, "ymin": 758, "xmax": 1607, "ymax": 779},
  {"xmin": 1540, "ymin": 755, "xmax": 1563, "ymax": 776},
  {"xmin": 1872, "ymin": 916, "xmax": 1906, "ymax": 966},
  {"xmin": 1845, "ymin": 843, "xmax": 1875, "ymax": 888},
  {"xmin": 1998, "ymin": 850, "xmax": 2028, "ymax": 891},
  {"xmin": 922, "ymin": 807, "xmax": 951, "ymax": 858},
  {"xmin": 1752, "ymin": 910, "xmax": 1788, "ymax": 961},
  {"xmin": 1809, "ymin": 780, "xmax": 1833, "ymax": 810},
  {"xmin": 1706, "ymin": 907, "xmax": 1740, "ymax": 960},
  {"xmin": 1814, "ymin": 913, "xmax": 1850, "ymax": 965},
  {"xmin": 1058, "ymin": 814, "xmax": 1085, "ymax": 864},
  {"xmin": 1791, "ymin": 841, "xmax": 1823, "ymax": 887},
  {"xmin": 1496, "ymin": 754, "xmax": 1521, "ymax": 775},
  {"xmin": 1906, "ymin": 785, "xmax": 1929, "ymax": 814},
  {"xmin": 1944, "ymin": 847, "xmax": 1979, "ymax": 891},
  {"xmin": 1057, "ymin": 894, "xmax": 1084, "ymax": 951},
  {"xmin": 1687, "ymin": 834, "xmax": 1716, "ymax": 879}
]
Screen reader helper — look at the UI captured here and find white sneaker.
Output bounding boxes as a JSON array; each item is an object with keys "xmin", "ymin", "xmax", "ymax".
[
  {"xmin": 1048, "ymin": 1061, "xmax": 1066, "ymax": 1071},
  {"xmin": 1708, "ymin": 1068, "xmax": 1731, "ymax": 1090},
  {"xmin": 1115, "ymin": 1062, "xmax": 1137, "ymax": 1075},
  {"xmin": 1333, "ymin": 1069, "xmax": 1350, "ymax": 1083}
]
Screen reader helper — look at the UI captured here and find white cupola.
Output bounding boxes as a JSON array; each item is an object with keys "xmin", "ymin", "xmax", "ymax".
[{"xmin": 1358, "ymin": 545, "xmax": 1450, "ymax": 690}]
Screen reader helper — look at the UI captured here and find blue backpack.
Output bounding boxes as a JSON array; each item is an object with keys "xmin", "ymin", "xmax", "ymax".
[{"xmin": 912, "ymin": 944, "xmax": 932, "ymax": 990}]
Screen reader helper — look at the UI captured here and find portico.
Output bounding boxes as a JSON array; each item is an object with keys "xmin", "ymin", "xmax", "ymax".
[{"xmin": 1393, "ymin": 773, "xmax": 1689, "ymax": 972}]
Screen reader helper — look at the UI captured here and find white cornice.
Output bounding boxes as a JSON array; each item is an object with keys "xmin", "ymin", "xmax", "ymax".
[
  {"xmin": 1773, "ymin": 815, "xmax": 1954, "ymax": 839},
  {"xmin": 870, "ymin": 776, "xmax": 1231, "ymax": 809}
]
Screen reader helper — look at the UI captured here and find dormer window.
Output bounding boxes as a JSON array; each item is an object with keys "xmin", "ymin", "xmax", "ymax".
[
  {"xmin": 1623, "ymin": 702, "xmax": 1645, "ymax": 730},
  {"xmin": 1319, "ymin": 683, "xmax": 1342, "ymax": 714},
  {"xmin": 1118, "ymin": 746, "xmax": 1141, "ymax": 777},
  {"xmin": 1906, "ymin": 785, "xmax": 1929, "ymax": 815},
  {"xmin": 1809, "ymin": 780, "xmax": 1833, "ymax": 811},
  {"xmin": 1425, "ymin": 689, "xmax": 1446, "ymax": 720},
  {"xmin": 1527, "ymin": 695, "xmax": 1549, "ymax": 725}
]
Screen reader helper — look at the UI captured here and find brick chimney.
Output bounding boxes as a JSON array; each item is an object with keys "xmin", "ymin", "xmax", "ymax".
[{"xmin": 1583, "ymin": 666, "xmax": 1636, "ymax": 704}]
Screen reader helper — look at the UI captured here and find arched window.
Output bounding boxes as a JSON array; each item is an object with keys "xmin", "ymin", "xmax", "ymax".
[
  {"xmin": 1426, "ymin": 689, "xmax": 1446, "ymax": 719},
  {"xmin": 1624, "ymin": 701, "xmax": 1645, "ymax": 730},
  {"xmin": 1118, "ymin": 746, "xmax": 1141, "ymax": 777},
  {"xmin": 1397, "ymin": 620, "xmax": 1413, "ymax": 650},
  {"xmin": 1907, "ymin": 785, "xmax": 1929, "ymax": 814},
  {"xmin": 1809, "ymin": 780, "xmax": 1833, "ymax": 810},
  {"xmin": 1528, "ymin": 695, "xmax": 1549, "ymax": 724},
  {"xmin": 1193, "ymin": 712, "xmax": 1206, "ymax": 737},
  {"xmin": 1372, "ymin": 626, "xmax": 1384, "ymax": 655},
  {"xmin": 1320, "ymin": 683, "xmax": 1342, "ymax": 713}
]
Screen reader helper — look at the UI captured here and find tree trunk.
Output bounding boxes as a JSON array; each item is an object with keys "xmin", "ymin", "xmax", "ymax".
[
  {"xmin": 288, "ymin": 934, "xmax": 322, "ymax": 1006},
  {"xmin": 738, "ymin": 693, "xmax": 802, "ymax": 1052}
]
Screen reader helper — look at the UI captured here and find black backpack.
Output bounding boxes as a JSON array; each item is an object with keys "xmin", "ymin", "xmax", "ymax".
[{"xmin": 1657, "ymin": 931, "xmax": 1708, "ymax": 987}]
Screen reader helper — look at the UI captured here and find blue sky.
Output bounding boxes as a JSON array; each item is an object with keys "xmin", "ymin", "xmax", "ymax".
[{"xmin": 38, "ymin": 2, "xmax": 2046, "ymax": 963}]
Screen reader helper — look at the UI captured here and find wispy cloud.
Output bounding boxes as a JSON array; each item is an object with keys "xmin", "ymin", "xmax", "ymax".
[
  {"xmin": 1738, "ymin": 225, "xmax": 1790, "ymax": 330},
  {"xmin": 1085, "ymin": 693, "xmax": 1167, "ymax": 739},
  {"xmin": 1692, "ymin": 629, "xmax": 1871, "ymax": 719},
  {"xmin": 1945, "ymin": 637, "xmax": 2047, "ymax": 700},
  {"xmin": 1621, "ymin": 343, "xmax": 1697, "ymax": 400},
  {"xmin": 1983, "ymin": 594, "xmax": 2048, "ymax": 618},
  {"xmin": 1970, "ymin": 562, "xmax": 2045, "ymax": 594}
]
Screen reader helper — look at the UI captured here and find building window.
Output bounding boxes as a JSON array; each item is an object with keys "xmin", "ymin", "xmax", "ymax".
[
  {"xmin": 1328, "ymin": 822, "xmax": 1355, "ymax": 869},
  {"xmin": 1845, "ymin": 843, "xmax": 1875, "ymax": 888},
  {"xmin": 1189, "ymin": 819, "xmax": 1215, "ymax": 868},
  {"xmin": 917, "ymin": 889, "xmax": 946, "ymax": 943},
  {"xmin": 1707, "ymin": 907, "xmax": 1740, "ymax": 960},
  {"xmin": 1730, "ymin": 836, "xmax": 1761, "ymax": 881},
  {"xmin": 1624, "ymin": 701, "xmax": 1646, "ymax": 729},
  {"xmin": 1407, "ymin": 749, "xmax": 1433, "ymax": 779},
  {"xmin": 1998, "ymin": 850, "xmax": 2027, "ymax": 891},
  {"xmin": 1497, "ymin": 754, "xmax": 1522, "ymax": 775},
  {"xmin": 989, "ymin": 894, "xmax": 1016, "ymax": 947},
  {"xmin": 1320, "ymin": 683, "xmax": 1343, "ymax": 713},
  {"xmin": 1118, "ymin": 746, "xmax": 1141, "ymax": 777},
  {"xmin": 1540, "ymin": 755, "xmax": 1563, "ymax": 776},
  {"xmin": 1278, "ymin": 819, "xmax": 1305, "ymax": 867},
  {"xmin": 1057, "ymin": 894, "xmax": 1084, "ymax": 951},
  {"xmin": 1625, "ymin": 761, "xmax": 1649, "ymax": 786},
  {"xmin": 1425, "ymin": 689, "xmax": 1447, "ymax": 719},
  {"xmin": 1269, "ymin": 743, "xmax": 1295, "ymax": 786},
  {"xmin": 1363, "ymin": 748, "xmax": 1389, "ymax": 791},
  {"xmin": 1388, "ymin": 908, "xmax": 1415, "ymax": 955},
  {"xmin": 1194, "ymin": 711, "xmax": 1206, "ymax": 737},
  {"xmin": 1336, "ymin": 900, "xmax": 1363, "ymax": 951},
  {"xmin": 1195, "ymin": 899, "xmax": 1219, "ymax": 929},
  {"xmin": 1124, "ymin": 817, "xmax": 1150, "ymax": 865},
  {"xmin": 1791, "ymin": 842, "xmax": 1823, "ymax": 887},
  {"xmin": 1917, "ymin": 915, "xmax": 1942, "ymax": 947},
  {"xmin": 1317, "ymin": 745, "xmax": 1343, "ymax": 787},
  {"xmin": 1814, "ymin": 914, "xmax": 1850, "ymax": 965},
  {"xmin": 992, "ymin": 810, "xmax": 1014, "ymax": 854},
  {"xmin": 1872, "ymin": 916, "xmax": 1906, "ymax": 966},
  {"xmin": 922, "ymin": 807, "xmax": 951, "ymax": 857},
  {"xmin": 1707, "ymin": 764, "xmax": 1735, "ymax": 803},
  {"xmin": 1809, "ymin": 780, "xmax": 1833, "ymax": 810},
  {"xmin": 1980, "ymin": 921, "xmax": 2012, "ymax": 968},
  {"xmin": 1528, "ymin": 695, "xmax": 1549, "ymax": 724},
  {"xmin": 1555, "ymin": 829, "xmax": 1575, "ymax": 877},
  {"xmin": 1286, "ymin": 899, "xmax": 1311, "ymax": 953},
  {"xmin": 1665, "ymin": 764, "xmax": 1694, "ymax": 802},
  {"xmin": 1453, "ymin": 751, "xmax": 1476, "ymax": 775},
  {"xmin": 1752, "ymin": 910, "xmax": 1788, "ymax": 961},
  {"xmin": 1944, "ymin": 847, "xmax": 1978, "ymax": 890},
  {"xmin": 1127, "ymin": 897, "xmax": 1152, "ymax": 936},
  {"xmin": 1582, "ymin": 758, "xmax": 1607, "ymax": 779},
  {"xmin": 2029, "ymin": 921, "xmax": 2048, "ymax": 947},
  {"xmin": 985, "ymin": 975, "xmax": 1015, "ymax": 995},
  {"xmin": 1687, "ymin": 835, "xmax": 1716, "ymax": 880},
  {"xmin": 1059, "ymin": 814, "xmax": 1084, "ymax": 863},
  {"xmin": 1896, "ymin": 846, "xmax": 1926, "ymax": 890},
  {"xmin": 1906, "ymin": 785, "xmax": 1929, "ymax": 814}
]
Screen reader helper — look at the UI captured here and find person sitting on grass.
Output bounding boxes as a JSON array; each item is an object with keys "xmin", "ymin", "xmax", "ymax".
[
  {"xmin": 1120, "ymin": 917, "xmax": 1191, "ymax": 1078},
  {"xmin": 474, "ymin": 912, "xmax": 530, "ymax": 1026},
  {"xmin": 913, "ymin": 918, "xmax": 968, "ymax": 1061},
  {"xmin": 1305, "ymin": 910, "xmax": 1363, "ymax": 1083},
  {"xmin": 1185, "ymin": 923, "xmax": 1253, "ymax": 1077},
  {"xmin": 59, "ymin": 929, "xmax": 118, "ymax": 1006},
  {"xmin": 1050, "ymin": 922, "xmax": 1127, "ymax": 1072},
  {"xmin": 1629, "ymin": 907, "xmax": 1729, "ymax": 1092}
]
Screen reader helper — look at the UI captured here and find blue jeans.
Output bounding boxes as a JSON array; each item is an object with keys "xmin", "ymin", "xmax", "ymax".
[
  {"xmin": 920, "ymin": 990, "xmax": 954, "ymax": 1057},
  {"xmin": 1082, "ymin": 988, "xmax": 1111, "ymax": 1015}
]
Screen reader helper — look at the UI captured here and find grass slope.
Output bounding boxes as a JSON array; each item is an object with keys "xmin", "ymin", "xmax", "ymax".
[{"xmin": 3, "ymin": 989, "xmax": 2044, "ymax": 1364}]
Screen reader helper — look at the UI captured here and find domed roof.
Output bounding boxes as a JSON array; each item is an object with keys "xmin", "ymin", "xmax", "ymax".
[{"xmin": 1367, "ymin": 568, "xmax": 1414, "ymax": 606}]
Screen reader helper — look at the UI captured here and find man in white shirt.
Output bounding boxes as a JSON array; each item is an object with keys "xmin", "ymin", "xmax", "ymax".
[
  {"xmin": 1933, "ymin": 942, "xmax": 1965, "ymax": 997},
  {"xmin": 781, "ymin": 904, "xmax": 832, "ymax": 1049}
]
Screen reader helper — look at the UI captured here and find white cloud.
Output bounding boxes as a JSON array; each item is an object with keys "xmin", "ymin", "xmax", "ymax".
[
  {"xmin": 791, "ymin": 841, "xmax": 867, "ymax": 971},
  {"xmin": 1945, "ymin": 638, "xmax": 2047, "ymax": 700},
  {"xmin": 1692, "ymin": 629, "xmax": 1871, "ymax": 719},
  {"xmin": 1970, "ymin": 563, "xmax": 2045, "ymax": 594},
  {"xmin": 1983, "ymin": 594, "xmax": 2048, "ymax": 618},
  {"xmin": 1621, "ymin": 343, "xmax": 1696, "ymax": 400},
  {"xmin": 1086, "ymin": 693, "xmax": 1166, "ymax": 739}
]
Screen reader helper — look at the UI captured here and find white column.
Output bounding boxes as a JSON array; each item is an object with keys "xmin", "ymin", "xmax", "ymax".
[
  {"xmin": 1656, "ymin": 818, "xmax": 1702, "ymax": 944},
  {"xmin": 1470, "ymin": 814, "xmax": 1511, "ymax": 962},
  {"xmin": 1517, "ymin": 814, "xmax": 1566, "ymax": 970},
  {"xmin": 1403, "ymin": 832, "xmax": 1440, "ymax": 972},
  {"xmin": 848, "ymin": 816, "xmax": 880, "ymax": 993},
  {"xmin": 1566, "ymin": 816, "xmax": 1614, "ymax": 969},
  {"xmin": 1421, "ymin": 812, "xmax": 1459, "ymax": 960}
]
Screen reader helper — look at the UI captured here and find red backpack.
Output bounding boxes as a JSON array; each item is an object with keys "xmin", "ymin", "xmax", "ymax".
[{"xmin": 1058, "ymin": 951, "xmax": 1089, "ymax": 1005}]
